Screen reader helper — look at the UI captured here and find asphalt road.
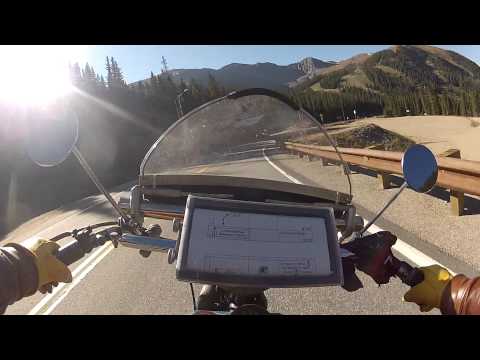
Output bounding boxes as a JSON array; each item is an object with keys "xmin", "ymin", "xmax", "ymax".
[{"xmin": 6, "ymin": 153, "xmax": 475, "ymax": 315}]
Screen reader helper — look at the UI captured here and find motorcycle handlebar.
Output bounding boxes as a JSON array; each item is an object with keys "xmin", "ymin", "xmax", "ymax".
[
  {"xmin": 53, "ymin": 223, "xmax": 425, "ymax": 290},
  {"xmin": 56, "ymin": 240, "xmax": 95, "ymax": 266},
  {"xmin": 55, "ymin": 226, "xmax": 120, "ymax": 266},
  {"xmin": 390, "ymin": 257, "xmax": 425, "ymax": 287}
]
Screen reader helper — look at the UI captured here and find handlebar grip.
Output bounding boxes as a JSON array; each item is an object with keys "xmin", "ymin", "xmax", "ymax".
[
  {"xmin": 56, "ymin": 240, "xmax": 85, "ymax": 266},
  {"xmin": 396, "ymin": 261, "xmax": 424, "ymax": 287}
]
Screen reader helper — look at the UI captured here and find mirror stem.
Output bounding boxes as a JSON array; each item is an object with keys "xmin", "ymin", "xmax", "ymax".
[
  {"xmin": 72, "ymin": 146, "xmax": 132, "ymax": 225},
  {"xmin": 359, "ymin": 181, "xmax": 408, "ymax": 236}
]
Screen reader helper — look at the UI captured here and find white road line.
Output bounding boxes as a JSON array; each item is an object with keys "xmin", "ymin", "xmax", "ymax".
[
  {"xmin": 43, "ymin": 244, "xmax": 115, "ymax": 315},
  {"xmin": 28, "ymin": 243, "xmax": 114, "ymax": 315},
  {"xmin": 262, "ymin": 149, "xmax": 301, "ymax": 184},
  {"xmin": 27, "ymin": 193, "xmax": 124, "ymax": 315},
  {"xmin": 263, "ymin": 151, "xmax": 457, "ymax": 275},
  {"xmin": 365, "ymin": 222, "xmax": 456, "ymax": 275},
  {"xmin": 24, "ymin": 194, "xmax": 121, "ymax": 314},
  {"xmin": 21, "ymin": 184, "xmax": 132, "ymax": 315}
]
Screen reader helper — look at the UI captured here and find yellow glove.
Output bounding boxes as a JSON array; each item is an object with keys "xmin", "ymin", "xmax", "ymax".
[
  {"xmin": 403, "ymin": 265, "xmax": 453, "ymax": 312},
  {"xmin": 22, "ymin": 238, "xmax": 73, "ymax": 293}
]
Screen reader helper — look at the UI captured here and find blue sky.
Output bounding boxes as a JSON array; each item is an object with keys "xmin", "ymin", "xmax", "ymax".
[{"xmin": 80, "ymin": 45, "xmax": 480, "ymax": 83}]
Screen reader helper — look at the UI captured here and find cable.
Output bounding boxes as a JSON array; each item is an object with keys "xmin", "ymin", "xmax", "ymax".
[
  {"xmin": 189, "ymin": 283, "xmax": 197, "ymax": 311},
  {"xmin": 49, "ymin": 222, "xmax": 118, "ymax": 242},
  {"xmin": 89, "ymin": 221, "xmax": 118, "ymax": 229}
]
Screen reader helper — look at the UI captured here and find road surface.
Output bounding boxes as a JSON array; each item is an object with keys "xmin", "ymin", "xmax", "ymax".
[{"xmin": 3, "ymin": 153, "xmax": 477, "ymax": 315}]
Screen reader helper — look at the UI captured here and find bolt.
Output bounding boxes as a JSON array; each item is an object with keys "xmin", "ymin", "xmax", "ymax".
[
  {"xmin": 96, "ymin": 234, "xmax": 106, "ymax": 246},
  {"xmin": 147, "ymin": 224, "xmax": 162, "ymax": 237},
  {"xmin": 139, "ymin": 250, "xmax": 151, "ymax": 258}
]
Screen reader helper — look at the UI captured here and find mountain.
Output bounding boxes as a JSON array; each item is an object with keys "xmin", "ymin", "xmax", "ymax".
[
  {"xmin": 288, "ymin": 57, "xmax": 335, "ymax": 74},
  {"xmin": 131, "ymin": 57, "xmax": 335, "ymax": 93},
  {"xmin": 290, "ymin": 45, "xmax": 480, "ymax": 122},
  {"xmin": 287, "ymin": 58, "xmax": 339, "ymax": 87},
  {"xmin": 293, "ymin": 45, "xmax": 480, "ymax": 94},
  {"xmin": 129, "ymin": 45, "xmax": 480, "ymax": 121}
]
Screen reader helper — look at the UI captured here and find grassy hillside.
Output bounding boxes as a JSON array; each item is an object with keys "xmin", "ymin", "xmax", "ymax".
[
  {"xmin": 295, "ymin": 45, "xmax": 480, "ymax": 94},
  {"xmin": 291, "ymin": 46, "xmax": 480, "ymax": 122}
]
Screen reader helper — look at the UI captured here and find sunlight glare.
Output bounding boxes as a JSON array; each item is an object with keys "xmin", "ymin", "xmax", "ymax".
[{"xmin": 0, "ymin": 45, "xmax": 89, "ymax": 107}]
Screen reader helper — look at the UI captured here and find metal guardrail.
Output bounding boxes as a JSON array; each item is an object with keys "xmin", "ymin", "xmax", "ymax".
[{"xmin": 285, "ymin": 142, "xmax": 480, "ymax": 216}]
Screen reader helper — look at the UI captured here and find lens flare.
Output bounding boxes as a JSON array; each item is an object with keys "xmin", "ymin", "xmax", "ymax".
[{"xmin": 0, "ymin": 45, "xmax": 89, "ymax": 107}]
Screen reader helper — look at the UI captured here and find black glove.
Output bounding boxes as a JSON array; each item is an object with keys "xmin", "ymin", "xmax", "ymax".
[
  {"xmin": 342, "ymin": 231, "xmax": 397, "ymax": 285},
  {"xmin": 341, "ymin": 257, "xmax": 364, "ymax": 292}
]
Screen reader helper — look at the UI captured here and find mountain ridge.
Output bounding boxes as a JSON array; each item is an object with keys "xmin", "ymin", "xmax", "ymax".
[
  {"xmin": 131, "ymin": 57, "xmax": 335, "ymax": 93},
  {"xmin": 293, "ymin": 45, "xmax": 480, "ymax": 94},
  {"xmin": 130, "ymin": 46, "xmax": 480, "ymax": 97}
]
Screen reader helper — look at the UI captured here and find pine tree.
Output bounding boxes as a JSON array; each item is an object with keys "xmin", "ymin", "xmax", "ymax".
[
  {"xmin": 166, "ymin": 75, "xmax": 178, "ymax": 97},
  {"xmin": 470, "ymin": 91, "xmax": 478, "ymax": 117},
  {"xmin": 111, "ymin": 58, "xmax": 126, "ymax": 88},
  {"xmin": 189, "ymin": 78, "xmax": 203, "ymax": 101},
  {"xmin": 419, "ymin": 90, "xmax": 428, "ymax": 115},
  {"xmin": 106, "ymin": 57, "xmax": 113, "ymax": 88},
  {"xmin": 150, "ymin": 71, "xmax": 158, "ymax": 95},
  {"xmin": 438, "ymin": 94, "xmax": 447, "ymax": 115},
  {"xmin": 429, "ymin": 89, "xmax": 440, "ymax": 115},
  {"xmin": 220, "ymin": 85, "xmax": 227, "ymax": 96},
  {"xmin": 84, "ymin": 63, "xmax": 97, "ymax": 85},
  {"xmin": 207, "ymin": 74, "xmax": 221, "ymax": 98},
  {"xmin": 84, "ymin": 63, "xmax": 91, "ymax": 81},
  {"xmin": 179, "ymin": 78, "xmax": 188, "ymax": 93},
  {"xmin": 69, "ymin": 62, "xmax": 82, "ymax": 86},
  {"xmin": 459, "ymin": 92, "xmax": 467, "ymax": 116},
  {"xmin": 445, "ymin": 94, "xmax": 452, "ymax": 115},
  {"xmin": 137, "ymin": 81, "xmax": 145, "ymax": 94},
  {"xmin": 100, "ymin": 75, "xmax": 106, "ymax": 89}
]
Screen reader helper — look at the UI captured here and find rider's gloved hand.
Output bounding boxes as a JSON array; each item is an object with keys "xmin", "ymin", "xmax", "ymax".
[
  {"xmin": 20, "ymin": 238, "xmax": 73, "ymax": 293},
  {"xmin": 403, "ymin": 265, "xmax": 453, "ymax": 312}
]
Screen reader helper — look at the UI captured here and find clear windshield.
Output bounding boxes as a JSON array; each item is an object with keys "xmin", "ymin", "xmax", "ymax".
[{"xmin": 141, "ymin": 90, "xmax": 352, "ymax": 199}]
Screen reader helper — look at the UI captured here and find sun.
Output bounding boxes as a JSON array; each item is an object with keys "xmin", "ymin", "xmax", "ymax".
[{"xmin": 0, "ymin": 45, "xmax": 89, "ymax": 107}]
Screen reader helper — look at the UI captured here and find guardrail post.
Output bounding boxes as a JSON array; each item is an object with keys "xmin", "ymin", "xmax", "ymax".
[
  {"xmin": 440, "ymin": 149, "xmax": 464, "ymax": 216},
  {"xmin": 377, "ymin": 172, "xmax": 392, "ymax": 190},
  {"xmin": 368, "ymin": 144, "xmax": 393, "ymax": 188},
  {"xmin": 450, "ymin": 189, "xmax": 464, "ymax": 216}
]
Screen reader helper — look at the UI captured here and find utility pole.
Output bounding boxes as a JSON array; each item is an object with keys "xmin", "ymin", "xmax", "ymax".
[{"xmin": 161, "ymin": 56, "xmax": 168, "ymax": 74}]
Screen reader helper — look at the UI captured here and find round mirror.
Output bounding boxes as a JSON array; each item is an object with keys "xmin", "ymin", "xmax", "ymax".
[
  {"xmin": 401, "ymin": 144, "xmax": 438, "ymax": 193},
  {"xmin": 26, "ymin": 105, "xmax": 79, "ymax": 167}
]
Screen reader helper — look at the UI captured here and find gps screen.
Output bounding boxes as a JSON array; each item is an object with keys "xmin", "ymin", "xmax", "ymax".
[
  {"xmin": 176, "ymin": 196, "xmax": 342, "ymax": 287},
  {"xmin": 185, "ymin": 208, "xmax": 332, "ymax": 277}
]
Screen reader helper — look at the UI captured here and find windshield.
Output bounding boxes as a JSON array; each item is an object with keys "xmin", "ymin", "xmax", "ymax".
[{"xmin": 141, "ymin": 89, "xmax": 352, "ymax": 199}]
